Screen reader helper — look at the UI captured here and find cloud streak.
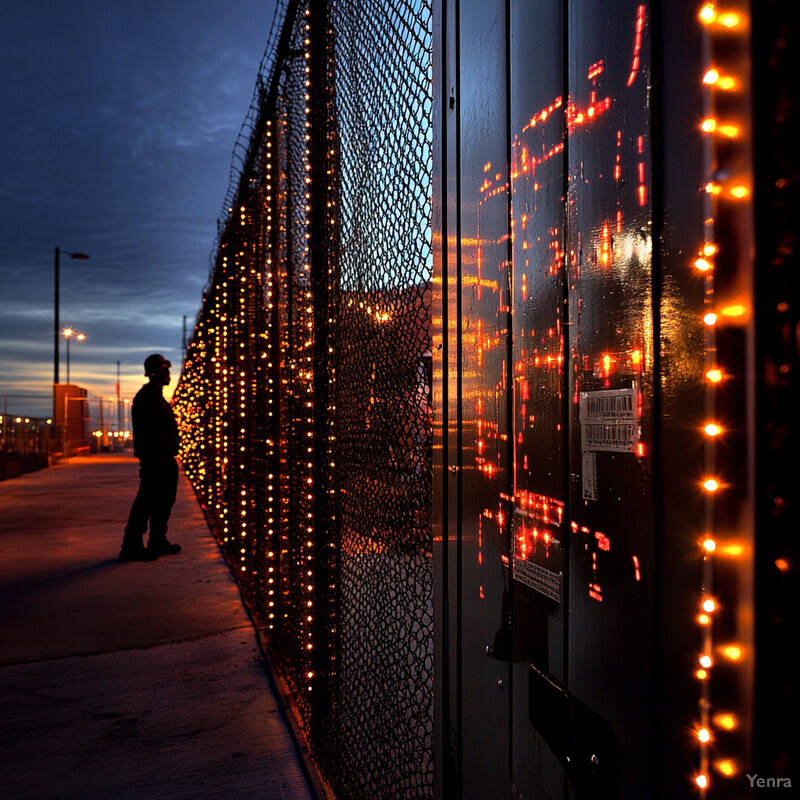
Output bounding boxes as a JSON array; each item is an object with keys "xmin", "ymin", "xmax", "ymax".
[{"xmin": 0, "ymin": 0, "xmax": 276, "ymax": 410}]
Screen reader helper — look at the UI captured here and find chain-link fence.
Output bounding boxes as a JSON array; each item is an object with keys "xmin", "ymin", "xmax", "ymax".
[{"xmin": 173, "ymin": 1, "xmax": 433, "ymax": 797}]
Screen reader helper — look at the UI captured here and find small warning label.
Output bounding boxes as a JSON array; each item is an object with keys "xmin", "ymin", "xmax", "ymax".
[{"xmin": 513, "ymin": 557, "xmax": 562, "ymax": 603}]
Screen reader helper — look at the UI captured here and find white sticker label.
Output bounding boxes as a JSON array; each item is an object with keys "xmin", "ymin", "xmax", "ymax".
[
  {"xmin": 579, "ymin": 388, "xmax": 638, "ymax": 453},
  {"xmin": 513, "ymin": 557, "xmax": 562, "ymax": 602},
  {"xmin": 582, "ymin": 450, "xmax": 597, "ymax": 501}
]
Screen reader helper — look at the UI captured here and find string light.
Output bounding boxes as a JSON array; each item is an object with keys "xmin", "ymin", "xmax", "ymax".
[{"xmin": 693, "ymin": 2, "xmax": 752, "ymax": 791}]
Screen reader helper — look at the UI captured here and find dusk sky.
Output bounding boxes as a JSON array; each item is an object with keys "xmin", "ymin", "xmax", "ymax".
[{"xmin": 0, "ymin": 0, "xmax": 279, "ymax": 420}]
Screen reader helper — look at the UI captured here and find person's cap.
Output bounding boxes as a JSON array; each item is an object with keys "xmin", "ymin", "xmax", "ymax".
[{"xmin": 144, "ymin": 353, "xmax": 172, "ymax": 376}]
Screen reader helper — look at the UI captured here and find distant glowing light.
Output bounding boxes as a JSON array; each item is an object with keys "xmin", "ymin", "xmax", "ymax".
[
  {"xmin": 696, "ymin": 773, "xmax": 709, "ymax": 789},
  {"xmin": 715, "ymin": 760, "xmax": 736, "ymax": 777},
  {"xmin": 718, "ymin": 124, "xmax": 741, "ymax": 138},
  {"xmin": 698, "ymin": 727, "xmax": 711, "ymax": 743},
  {"xmin": 706, "ymin": 369, "xmax": 723, "ymax": 383},
  {"xmin": 719, "ymin": 12, "xmax": 742, "ymax": 28},
  {"xmin": 703, "ymin": 68, "xmax": 720, "ymax": 85},
  {"xmin": 720, "ymin": 303, "xmax": 746, "ymax": 318},
  {"xmin": 775, "ymin": 558, "xmax": 790, "ymax": 571},
  {"xmin": 704, "ymin": 313, "xmax": 717, "ymax": 326},
  {"xmin": 722, "ymin": 644, "xmax": 743, "ymax": 661},
  {"xmin": 714, "ymin": 714, "xmax": 737, "ymax": 730},
  {"xmin": 730, "ymin": 184, "xmax": 750, "ymax": 199},
  {"xmin": 702, "ymin": 598, "xmax": 717, "ymax": 613},
  {"xmin": 704, "ymin": 423, "xmax": 722, "ymax": 437},
  {"xmin": 702, "ymin": 537, "xmax": 717, "ymax": 552},
  {"xmin": 700, "ymin": 655, "xmax": 713, "ymax": 669},
  {"xmin": 703, "ymin": 478, "xmax": 720, "ymax": 492}
]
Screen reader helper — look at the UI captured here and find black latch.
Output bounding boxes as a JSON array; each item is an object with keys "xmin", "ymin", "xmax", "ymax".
[{"xmin": 529, "ymin": 665, "xmax": 621, "ymax": 798}]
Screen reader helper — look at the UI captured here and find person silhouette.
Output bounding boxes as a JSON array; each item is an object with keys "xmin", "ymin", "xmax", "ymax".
[{"xmin": 119, "ymin": 354, "xmax": 182, "ymax": 561}]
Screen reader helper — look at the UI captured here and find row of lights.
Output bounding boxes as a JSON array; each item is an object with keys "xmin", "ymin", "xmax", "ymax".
[
  {"xmin": 172, "ymin": 4, "xmax": 320, "ymax": 704},
  {"xmin": 694, "ymin": 2, "xmax": 750, "ymax": 793}
]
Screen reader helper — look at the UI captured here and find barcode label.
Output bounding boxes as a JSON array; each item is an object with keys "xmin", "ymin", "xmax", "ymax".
[
  {"xmin": 580, "ymin": 388, "xmax": 639, "ymax": 453},
  {"xmin": 583, "ymin": 423, "xmax": 638, "ymax": 451},
  {"xmin": 585, "ymin": 393, "xmax": 633, "ymax": 417}
]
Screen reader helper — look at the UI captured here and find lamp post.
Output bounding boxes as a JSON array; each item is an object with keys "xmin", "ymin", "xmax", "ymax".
[
  {"xmin": 54, "ymin": 247, "xmax": 89, "ymax": 385},
  {"xmin": 63, "ymin": 329, "xmax": 86, "ymax": 385}
]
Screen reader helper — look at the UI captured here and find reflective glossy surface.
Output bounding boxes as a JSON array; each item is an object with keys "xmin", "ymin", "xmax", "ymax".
[{"xmin": 433, "ymin": 0, "xmax": 757, "ymax": 797}]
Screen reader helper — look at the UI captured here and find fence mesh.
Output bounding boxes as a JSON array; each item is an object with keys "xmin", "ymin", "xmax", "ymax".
[{"xmin": 173, "ymin": 1, "xmax": 433, "ymax": 797}]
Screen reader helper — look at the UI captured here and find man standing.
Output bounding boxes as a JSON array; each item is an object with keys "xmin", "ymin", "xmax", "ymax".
[{"xmin": 119, "ymin": 353, "xmax": 182, "ymax": 561}]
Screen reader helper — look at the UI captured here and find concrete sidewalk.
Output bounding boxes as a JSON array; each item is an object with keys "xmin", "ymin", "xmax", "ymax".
[{"xmin": 0, "ymin": 454, "xmax": 315, "ymax": 800}]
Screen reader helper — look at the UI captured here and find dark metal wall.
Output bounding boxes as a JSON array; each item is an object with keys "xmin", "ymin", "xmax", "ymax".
[{"xmin": 434, "ymin": 0, "xmax": 767, "ymax": 797}]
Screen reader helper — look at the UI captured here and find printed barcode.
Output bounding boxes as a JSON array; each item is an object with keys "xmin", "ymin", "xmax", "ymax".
[
  {"xmin": 587, "ymin": 394, "xmax": 633, "ymax": 415},
  {"xmin": 584, "ymin": 423, "xmax": 636, "ymax": 441}
]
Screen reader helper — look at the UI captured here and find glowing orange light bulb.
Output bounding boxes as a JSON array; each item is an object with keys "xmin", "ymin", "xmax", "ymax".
[
  {"xmin": 701, "ymin": 118, "xmax": 718, "ymax": 133},
  {"xmin": 700, "ymin": 654, "xmax": 713, "ymax": 669},
  {"xmin": 720, "ymin": 304, "xmax": 746, "ymax": 318},
  {"xmin": 696, "ymin": 773, "xmax": 709, "ymax": 789},
  {"xmin": 718, "ymin": 124, "xmax": 741, "ymax": 139},
  {"xmin": 702, "ymin": 598, "xmax": 717, "ymax": 613},
  {"xmin": 703, "ymin": 244, "xmax": 718, "ymax": 257},
  {"xmin": 713, "ymin": 713, "xmax": 737, "ymax": 730},
  {"xmin": 704, "ymin": 312, "xmax": 717, "ymax": 326},
  {"xmin": 702, "ymin": 537, "xmax": 717, "ymax": 552},
  {"xmin": 722, "ymin": 644, "xmax": 743, "ymax": 661},
  {"xmin": 719, "ymin": 12, "xmax": 741, "ymax": 28},
  {"xmin": 706, "ymin": 368, "xmax": 723, "ymax": 383},
  {"xmin": 695, "ymin": 257, "xmax": 712, "ymax": 272},
  {"xmin": 730, "ymin": 185, "xmax": 749, "ymax": 199},
  {"xmin": 775, "ymin": 558, "xmax": 790, "ymax": 571},
  {"xmin": 715, "ymin": 760, "xmax": 736, "ymax": 776},
  {"xmin": 702, "ymin": 68, "xmax": 720, "ymax": 85},
  {"xmin": 698, "ymin": 727, "xmax": 711, "ymax": 743},
  {"xmin": 704, "ymin": 423, "xmax": 722, "ymax": 436},
  {"xmin": 698, "ymin": 613, "xmax": 711, "ymax": 625},
  {"xmin": 699, "ymin": 3, "xmax": 716, "ymax": 23}
]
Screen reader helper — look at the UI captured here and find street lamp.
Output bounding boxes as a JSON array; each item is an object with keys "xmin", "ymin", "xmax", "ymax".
[
  {"xmin": 54, "ymin": 247, "xmax": 89, "ymax": 385},
  {"xmin": 63, "ymin": 329, "xmax": 86, "ymax": 385}
]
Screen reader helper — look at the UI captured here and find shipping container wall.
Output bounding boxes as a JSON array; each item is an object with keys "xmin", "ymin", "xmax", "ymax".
[{"xmin": 433, "ymin": 0, "xmax": 758, "ymax": 797}]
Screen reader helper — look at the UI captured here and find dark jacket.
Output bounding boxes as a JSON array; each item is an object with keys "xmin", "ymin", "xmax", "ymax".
[{"xmin": 132, "ymin": 382, "xmax": 179, "ymax": 460}]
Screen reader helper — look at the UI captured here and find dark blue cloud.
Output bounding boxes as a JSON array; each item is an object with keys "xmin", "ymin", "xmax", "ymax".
[{"xmin": 0, "ymin": 0, "xmax": 277, "ymax": 416}]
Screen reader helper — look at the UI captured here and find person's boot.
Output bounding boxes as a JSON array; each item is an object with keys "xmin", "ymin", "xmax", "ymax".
[
  {"xmin": 148, "ymin": 538, "xmax": 181, "ymax": 556},
  {"xmin": 120, "ymin": 542, "xmax": 159, "ymax": 561}
]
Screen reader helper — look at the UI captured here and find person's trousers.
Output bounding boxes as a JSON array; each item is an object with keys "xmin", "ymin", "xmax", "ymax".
[{"xmin": 123, "ymin": 457, "xmax": 178, "ymax": 547}]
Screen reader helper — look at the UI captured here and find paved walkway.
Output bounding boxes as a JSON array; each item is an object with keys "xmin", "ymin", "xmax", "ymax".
[{"xmin": 0, "ymin": 454, "xmax": 316, "ymax": 800}]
